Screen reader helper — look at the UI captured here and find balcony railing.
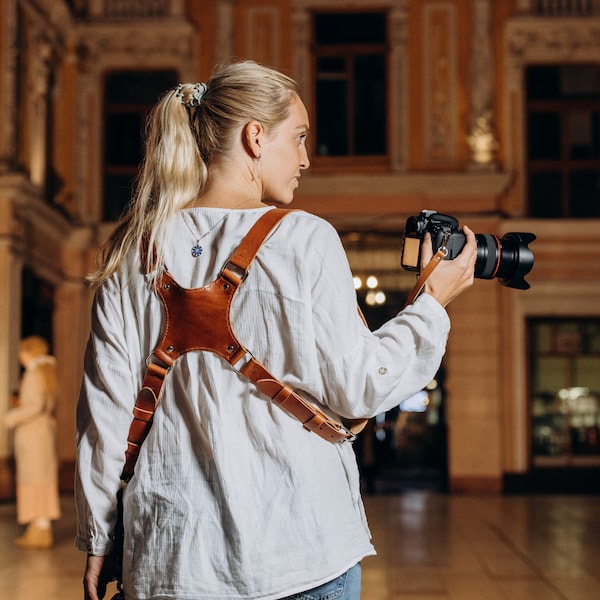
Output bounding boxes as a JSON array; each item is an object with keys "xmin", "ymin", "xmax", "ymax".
[
  {"xmin": 521, "ymin": 0, "xmax": 600, "ymax": 15},
  {"xmin": 67, "ymin": 0, "xmax": 184, "ymax": 19}
]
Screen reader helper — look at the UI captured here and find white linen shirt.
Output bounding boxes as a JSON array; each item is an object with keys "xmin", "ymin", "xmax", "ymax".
[{"xmin": 75, "ymin": 207, "xmax": 450, "ymax": 600}]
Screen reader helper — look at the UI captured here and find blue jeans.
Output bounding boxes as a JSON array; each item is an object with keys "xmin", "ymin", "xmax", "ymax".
[{"xmin": 281, "ymin": 563, "xmax": 361, "ymax": 600}]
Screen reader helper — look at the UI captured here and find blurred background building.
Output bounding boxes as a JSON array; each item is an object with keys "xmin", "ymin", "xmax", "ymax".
[{"xmin": 1, "ymin": 0, "xmax": 600, "ymax": 498}]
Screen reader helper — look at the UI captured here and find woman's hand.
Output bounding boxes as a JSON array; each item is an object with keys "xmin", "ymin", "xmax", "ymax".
[
  {"xmin": 420, "ymin": 226, "xmax": 477, "ymax": 307},
  {"xmin": 83, "ymin": 554, "xmax": 115, "ymax": 600}
]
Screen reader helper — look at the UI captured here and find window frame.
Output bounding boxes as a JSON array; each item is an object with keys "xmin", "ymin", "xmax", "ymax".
[
  {"xmin": 102, "ymin": 69, "xmax": 178, "ymax": 222},
  {"xmin": 310, "ymin": 9, "xmax": 391, "ymax": 171},
  {"xmin": 529, "ymin": 317, "xmax": 600, "ymax": 467},
  {"xmin": 526, "ymin": 64, "xmax": 600, "ymax": 218}
]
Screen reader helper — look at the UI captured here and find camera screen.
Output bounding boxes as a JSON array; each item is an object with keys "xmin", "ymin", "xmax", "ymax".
[{"xmin": 401, "ymin": 237, "xmax": 421, "ymax": 270}]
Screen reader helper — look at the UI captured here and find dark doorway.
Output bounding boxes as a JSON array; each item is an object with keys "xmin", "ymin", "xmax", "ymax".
[{"xmin": 354, "ymin": 291, "xmax": 448, "ymax": 494}]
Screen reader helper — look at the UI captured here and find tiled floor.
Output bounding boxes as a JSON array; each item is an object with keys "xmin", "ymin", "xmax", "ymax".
[{"xmin": 1, "ymin": 492, "xmax": 599, "ymax": 599}]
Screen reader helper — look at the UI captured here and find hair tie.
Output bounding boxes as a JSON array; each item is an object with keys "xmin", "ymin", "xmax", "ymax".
[{"xmin": 175, "ymin": 82, "xmax": 207, "ymax": 108}]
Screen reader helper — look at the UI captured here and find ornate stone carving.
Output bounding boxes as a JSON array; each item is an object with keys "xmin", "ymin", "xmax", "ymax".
[
  {"xmin": 468, "ymin": 0, "xmax": 498, "ymax": 170},
  {"xmin": 423, "ymin": 3, "xmax": 457, "ymax": 163},
  {"xmin": 506, "ymin": 21, "xmax": 600, "ymax": 84}
]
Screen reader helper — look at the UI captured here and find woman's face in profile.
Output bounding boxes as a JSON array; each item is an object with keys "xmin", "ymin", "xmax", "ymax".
[{"xmin": 260, "ymin": 94, "xmax": 310, "ymax": 205}]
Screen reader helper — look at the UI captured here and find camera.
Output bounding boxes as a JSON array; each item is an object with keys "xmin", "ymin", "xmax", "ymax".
[{"xmin": 401, "ymin": 210, "xmax": 536, "ymax": 290}]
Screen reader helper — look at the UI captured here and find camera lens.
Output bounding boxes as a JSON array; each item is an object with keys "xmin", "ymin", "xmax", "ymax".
[{"xmin": 475, "ymin": 232, "xmax": 536, "ymax": 290}]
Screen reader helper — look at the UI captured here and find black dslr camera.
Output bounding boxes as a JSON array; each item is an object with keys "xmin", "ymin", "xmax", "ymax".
[{"xmin": 401, "ymin": 210, "xmax": 536, "ymax": 290}]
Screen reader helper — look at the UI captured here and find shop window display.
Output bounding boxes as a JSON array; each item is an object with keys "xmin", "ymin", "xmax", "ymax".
[{"xmin": 530, "ymin": 318, "xmax": 600, "ymax": 465}]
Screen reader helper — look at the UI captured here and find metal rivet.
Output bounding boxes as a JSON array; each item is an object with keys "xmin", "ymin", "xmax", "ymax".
[
  {"xmin": 227, "ymin": 345, "xmax": 235, "ymax": 352},
  {"xmin": 164, "ymin": 284, "xmax": 170, "ymax": 290},
  {"xmin": 167, "ymin": 346, "xmax": 174, "ymax": 352},
  {"xmin": 223, "ymin": 283, "xmax": 230, "ymax": 290}
]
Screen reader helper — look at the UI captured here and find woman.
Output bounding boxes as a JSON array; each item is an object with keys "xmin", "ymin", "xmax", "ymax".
[
  {"xmin": 4, "ymin": 335, "xmax": 61, "ymax": 549},
  {"xmin": 76, "ymin": 60, "xmax": 476, "ymax": 600}
]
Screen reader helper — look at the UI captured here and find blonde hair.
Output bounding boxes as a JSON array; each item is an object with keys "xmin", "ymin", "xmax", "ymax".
[
  {"xmin": 19, "ymin": 335, "xmax": 50, "ymax": 357},
  {"xmin": 88, "ymin": 60, "xmax": 299, "ymax": 286}
]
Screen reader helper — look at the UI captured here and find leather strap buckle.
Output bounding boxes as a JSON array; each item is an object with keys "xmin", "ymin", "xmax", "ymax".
[
  {"xmin": 230, "ymin": 349, "xmax": 255, "ymax": 374},
  {"xmin": 221, "ymin": 260, "xmax": 249, "ymax": 286}
]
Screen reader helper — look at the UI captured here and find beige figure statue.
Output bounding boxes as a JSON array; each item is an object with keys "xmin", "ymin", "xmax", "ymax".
[{"xmin": 3, "ymin": 335, "xmax": 61, "ymax": 549}]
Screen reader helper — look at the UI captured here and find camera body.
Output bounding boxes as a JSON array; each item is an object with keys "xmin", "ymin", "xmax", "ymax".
[
  {"xmin": 401, "ymin": 210, "xmax": 536, "ymax": 290},
  {"xmin": 401, "ymin": 211, "xmax": 465, "ymax": 269}
]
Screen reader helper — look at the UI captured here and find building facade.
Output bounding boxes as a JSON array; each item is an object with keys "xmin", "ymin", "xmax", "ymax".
[{"xmin": 1, "ymin": 0, "xmax": 600, "ymax": 497}]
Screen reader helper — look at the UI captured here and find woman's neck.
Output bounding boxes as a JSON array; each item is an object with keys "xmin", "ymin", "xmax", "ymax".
[{"xmin": 190, "ymin": 161, "xmax": 264, "ymax": 209}]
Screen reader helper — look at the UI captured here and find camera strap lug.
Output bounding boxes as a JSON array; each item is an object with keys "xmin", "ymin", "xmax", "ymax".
[{"xmin": 404, "ymin": 246, "xmax": 448, "ymax": 307}]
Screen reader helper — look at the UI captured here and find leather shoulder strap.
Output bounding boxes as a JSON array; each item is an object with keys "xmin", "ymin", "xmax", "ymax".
[{"xmin": 121, "ymin": 208, "xmax": 292, "ymax": 481}]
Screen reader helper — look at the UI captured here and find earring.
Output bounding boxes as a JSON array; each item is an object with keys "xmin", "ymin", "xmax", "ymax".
[{"xmin": 255, "ymin": 153, "xmax": 262, "ymax": 180}]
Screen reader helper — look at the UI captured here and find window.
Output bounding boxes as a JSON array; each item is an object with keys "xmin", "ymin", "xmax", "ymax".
[
  {"xmin": 530, "ymin": 318, "xmax": 600, "ymax": 466},
  {"xmin": 526, "ymin": 65, "xmax": 600, "ymax": 218},
  {"xmin": 103, "ymin": 70, "xmax": 177, "ymax": 221},
  {"xmin": 312, "ymin": 11, "xmax": 388, "ymax": 164}
]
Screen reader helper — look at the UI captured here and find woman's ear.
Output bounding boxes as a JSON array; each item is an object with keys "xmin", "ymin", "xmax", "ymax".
[{"xmin": 243, "ymin": 120, "xmax": 263, "ymax": 159}]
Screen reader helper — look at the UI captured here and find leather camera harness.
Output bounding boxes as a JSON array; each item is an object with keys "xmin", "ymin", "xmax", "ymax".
[{"xmin": 121, "ymin": 208, "xmax": 368, "ymax": 483}]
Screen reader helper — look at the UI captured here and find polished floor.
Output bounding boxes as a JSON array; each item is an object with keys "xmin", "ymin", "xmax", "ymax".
[{"xmin": 1, "ymin": 492, "xmax": 599, "ymax": 600}]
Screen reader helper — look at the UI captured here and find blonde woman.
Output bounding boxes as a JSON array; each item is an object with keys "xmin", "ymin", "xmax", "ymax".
[
  {"xmin": 76, "ymin": 60, "xmax": 476, "ymax": 600},
  {"xmin": 4, "ymin": 335, "xmax": 61, "ymax": 549}
]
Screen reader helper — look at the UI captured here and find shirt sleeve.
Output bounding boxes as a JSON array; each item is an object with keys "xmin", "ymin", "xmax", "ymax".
[
  {"xmin": 75, "ymin": 282, "xmax": 139, "ymax": 555},
  {"xmin": 307, "ymin": 219, "xmax": 450, "ymax": 419}
]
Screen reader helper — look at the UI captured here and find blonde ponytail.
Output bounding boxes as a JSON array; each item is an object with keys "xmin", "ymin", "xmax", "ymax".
[{"xmin": 88, "ymin": 61, "xmax": 298, "ymax": 286}]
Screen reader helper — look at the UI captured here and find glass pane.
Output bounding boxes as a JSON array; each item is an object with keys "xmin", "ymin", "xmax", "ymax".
[
  {"xmin": 532, "ymin": 393, "xmax": 569, "ymax": 457},
  {"xmin": 569, "ymin": 171, "xmax": 600, "ymax": 217},
  {"xmin": 526, "ymin": 65, "xmax": 561, "ymax": 100},
  {"xmin": 586, "ymin": 323, "xmax": 600, "ymax": 353},
  {"xmin": 531, "ymin": 322, "xmax": 553, "ymax": 353},
  {"xmin": 574, "ymin": 358, "xmax": 600, "ymax": 390},
  {"xmin": 560, "ymin": 64, "xmax": 600, "ymax": 98},
  {"xmin": 532, "ymin": 357, "xmax": 569, "ymax": 393},
  {"xmin": 315, "ymin": 12, "xmax": 386, "ymax": 45},
  {"xmin": 528, "ymin": 112, "xmax": 561, "ymax": 159},
  {"xmin": 354, "ymin": 55, "xmax": 386, "ymax": 155},
  {"xmin": 529, "ymin": 171, "xmax": 562, "ymax": 217},
  {"xmin": 316, "ymin": 79, "xmax": 348, "ymax": 155},
  {"xmin": 317, "ymin": 57, "xmax": 345, "ymax": 73},
  {"xmin": 104, "ymin": 113, "xmax": 143, "ymax": 165},
  {"xmin": 567, "ymin": 110, "xmax": 600, "ymax": 159},
  {"xmin": 105, "ymin": 70, "xmax": 178, "ymax": 104},
  {"xmin": 526, "ymin": 65, "xmax": 600, "ymax": 100},
  {"xmin": 104, "ymin": 174, "xmax": 134, "ymax": 221},
  {"xmin": 565, "ymin": 389, "xmax": 600, "ymax": 456}
]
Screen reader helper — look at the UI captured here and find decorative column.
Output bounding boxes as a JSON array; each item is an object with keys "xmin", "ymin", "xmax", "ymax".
[
  {"xmin": 423, "ymin": 2, "xmax": 458, "ymax": 164},
  {"xmin": 467, "ymin": 0, "xmax": 499, "ymax": 170},
  {"xmin": 389, "ymin": 0, "xmax": 409, "ymax": 171},
  {"xmin": 27, "ymin": 33, "xmax": 53, "ymax": 187},
  {"xmin": 0, "ymin": 0, "xmax": 18, "ymax": 172},
  {"xmin": 215, "ymin": 0, "xmax": 237, "ymax": 65},
  {"xmin": 0, "ymin": 186, "xmax": 23, "ymax": 498}
]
